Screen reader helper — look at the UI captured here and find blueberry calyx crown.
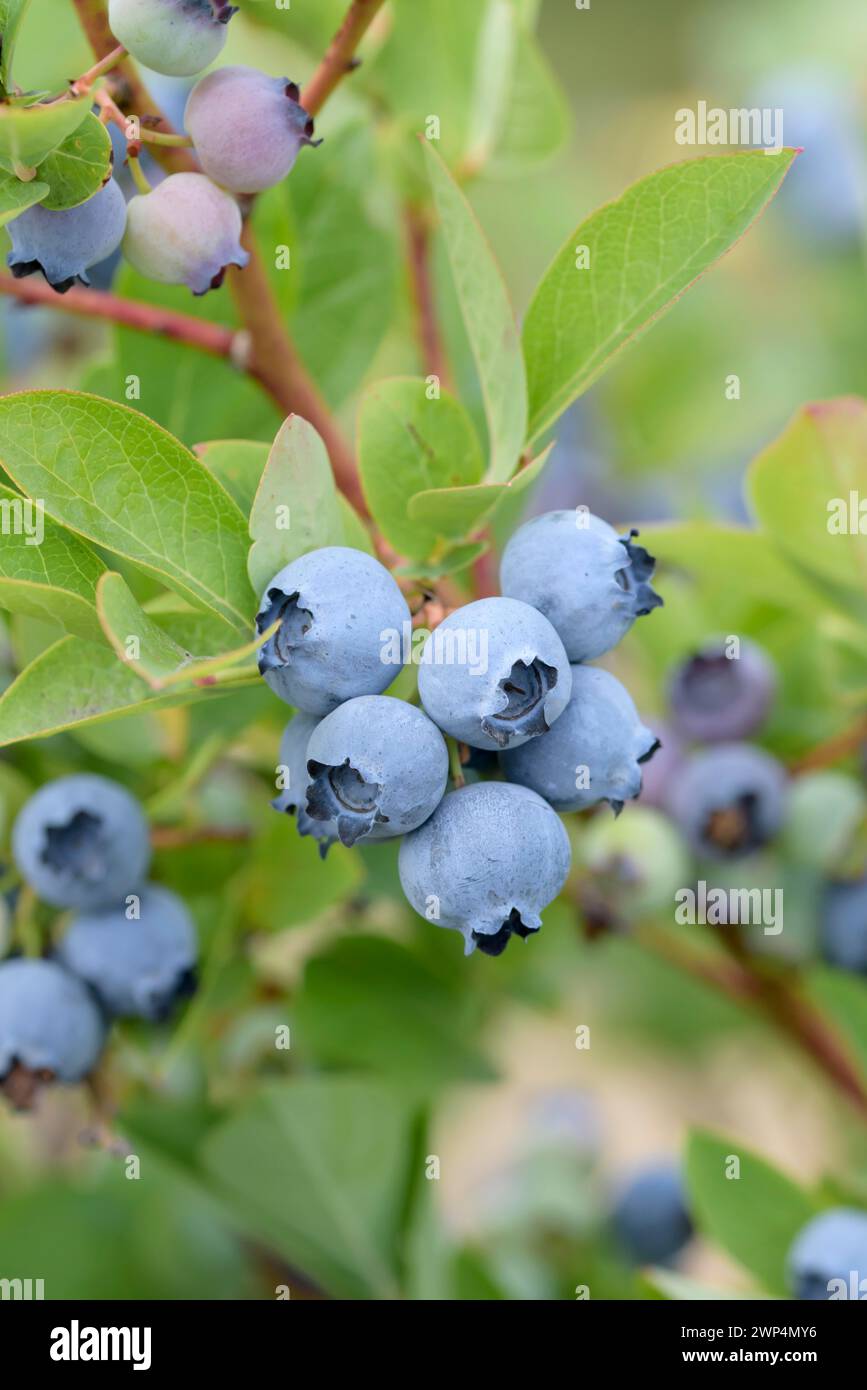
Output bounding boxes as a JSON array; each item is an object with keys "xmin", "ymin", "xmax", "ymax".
[
  {"xmin": 41, "ymin": 809, "xmax": 107, "ymax": 884},
  {"xmin": 704, "ymin": 792, "xmax": 762, "ymax": 855},
  {"xmin": 617, "ymin": 529, "xmax": 663, "ymax": 618},
  {"xmin": 10, "ymin": 259, "xmax": 80, "ymax": 294},
  {"xmin": 482, "ymin": 657, "xmax": 558, "ymax": 748},
  {"xmin": 0, "ymin": 1059, "xmax": 55, "ymax": 1112},
  {"xmin": 305, "ymin": 757, "xmax": 388, "ymax": 847},
  {"xmin": 207, "ymin": 1, "xmax": 239, "ymax": 23},
  {"xmin": 473, "ymin": 908, "xmax": 539, "ymax": 957},
  {"xmin": 283, "ymin": 82, "xmax": 323, "ymax": 148},
  {"xmin": 257, "ymin": 590, "xmax": 314, "ymax": 672}
]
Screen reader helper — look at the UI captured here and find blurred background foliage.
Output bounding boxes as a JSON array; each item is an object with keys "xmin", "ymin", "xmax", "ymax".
[{"xmin": 0, "ymin": 0, "xmax": 866, "ymax": 1300}]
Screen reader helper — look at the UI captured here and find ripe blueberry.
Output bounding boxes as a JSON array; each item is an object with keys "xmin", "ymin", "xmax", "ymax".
[
  {"xmin": 788, "ymin": 1208, "xmax": 867, "ymax": 1299},
  {"xmin": 108, "ymin": 0, "xmax": 236, "ymax": 78},
  {"xmin": 256, "ymin": 546, "xmax": 411, "ymax": 715},
  {"xmin": 500, "ymin": 663, "xmax": 659, "ymax": 813},
  {"xmin": 273, "ymin": 711, "xmax": 337, "ymax": 857},
  {"xmin": 398, "ymin": 781, "xmax": 571, "ymax": 956},
  {"xmin": 665, "ymin": 743, "xmax": 787, "ymax": 859},
  {"xmin": 612, "ymin": 1164, "xmax": 693, "ymax": 1266},
  {"xmin": 304, "ymin": 695, "xmax": 448, "ymax": 848},
  {"xmin": 7, "ymin": 179, "xmax": 127, "ymax": 294},
  {"xmin": 669, "ymin": 638, "xmax": 776, "ymax": 742},
  {"xmin": 417, "ymin": 597, "xmax": 572, "ymax": 752},
  {"xmin": 821, "ymin": 877, "xmax": 867, "ymax": 976},
  {"xmin": 0, "ymin": 958, "xmax": 106, "ymax": 1105},
  {"xmin": 185, "ymin": 66, "xmax": 320, "ymax": 195},
  {"xmin": 56, "ymin": 884, "xmax": 197, "ymax": 1022},
  {"xmin": 500, "ymin": 510, "xmax": 662, "ymax": 662},
  {"xmin": 12, "ymin": 774, "xmax": 151, "ymax": 911},
  {"xmin": 123, "ymin": 173, "xmax": 249, "ymax": 294}
]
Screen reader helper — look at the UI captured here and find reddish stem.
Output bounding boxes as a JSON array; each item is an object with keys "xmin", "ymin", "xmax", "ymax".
[{"xmin": 403, "ymin": 203, "xmax": 451, "ymax": 388}]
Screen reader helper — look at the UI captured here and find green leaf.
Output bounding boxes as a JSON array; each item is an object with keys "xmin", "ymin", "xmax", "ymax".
[
  {"xmin": 240, "ymin": 811, "xmax": 363, "ymax": 933},
  {"xmin": 0, "ymin": 480, "xmax": 105, "ymax": 639},
  {"xmin": 807, "ymin": 967, "xmax": 867, "ymax": 1085},
  {"xmin": 394, "ymin": 541, "xmax": 488, "ymax": 581},
  {"xmin": 407, "ymin": 441, "xmax": 551, "ymax": 540},
  {"xmin": 0, "ymin": 391, "xmax": 254, "ymax": 633},
  {"xmin": 337, "ymin": 494, "xmax": 375, "ymax": 555},
  {"xmin": 523, "ymin": 149, "xmax": 799, "ymax": 445},
  {"xmin": 462, "ymin": 0, "xmax": 517, "ymax": 174},
  {"xmin": 685, "ymin": 1129, "xmax": 819, "ymax": 1296},
  {"xmin": 196, "ymin": 439, "xmax": 268, "ymax": 515},
  {"xmin": 0, "ymin": 613, "xmax": 255, "ymax": 747},
  {"xmin": 82, "ymin": 265, "xmax": 281, "ymax": 448},
  {"xmin": 422, "ymin": 140, "xmax": 527, "ymax": 479},
  {"xmin": 295, "ymin": 936, "xmax": 496, "ymax": 1087},
  {"xmin": 487, "ymin": 23, "xmax": 568, "ymax": 176},
  {"xmin": 0, "ymin": 0, "xmax": 32, "ymax": 92},
  {"xmin": 642, "ymin": 1268, "xmax": 775, "ymax": 1301},
  {"xmin": 254, "ymin": 123, "xmax": 398, "ymax": 408},
  {"xmin": 0, "ymin": 164, "xmax": 47, "ymax": 222},
  {"xmin": 96, "ymin": 572, "xmax": 195, "ymax": 687},
  {"xmin": 0, "ymin": 89, "xmax": 91, "ymax": 173},
  {"xmin": 201, "ymin": 1079, "xmax": 415, "ymax": 1299},
  {"xmin": 247, "ymin": 415, "xmax": 345, "ymax": 596},
  {"xmin": 37, "ymin": 112, "xmax": 112, "ymax": 210},
  {"xmin": 747, "ymin": 398, "xmax": 867, "ymax": 623},
  {"xmin": 358, "ymin": 377, "xmax": 484, "ymax": 557}
]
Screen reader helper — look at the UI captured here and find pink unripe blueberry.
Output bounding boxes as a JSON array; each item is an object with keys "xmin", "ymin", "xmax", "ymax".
[
  {"xmin": 185, "ymin": 66, "xmax": 320, "ymax": 195},
  {"xmin": 123, "ymin": 173, "xmax": 249, "ymax": 294}
]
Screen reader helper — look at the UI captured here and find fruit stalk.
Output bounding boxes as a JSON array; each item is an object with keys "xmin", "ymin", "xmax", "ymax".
[
  {"xmin": 636, "ymin": 922, "xmax": 867, "ymax": 1121},
  {"xmin": 70, "ymin": 0, "xmax": 370, "ymax": 517},
  {"xmin": 300, "ymin": 0, "xmax": 387, "ymax": 116}
]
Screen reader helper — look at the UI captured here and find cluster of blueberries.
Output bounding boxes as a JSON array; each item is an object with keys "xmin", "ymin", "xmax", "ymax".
[
  {"xmin": 257, "ymin": 509, "xmax": 664, "ymax": 957},
  {"xmin": 0, "ymin": 774, "xmax": 196, "ymax": 1108},
  {"xmin": 613, "ymin": 1165, "xmax": 867, "ymax": 1300},
  {"xmin": 7, "ymin": 1, "xmax": 319, "ymax": 295},
  {"xmin": 638, "ymin": 634, "xmax": 867, "ymax": 977}
]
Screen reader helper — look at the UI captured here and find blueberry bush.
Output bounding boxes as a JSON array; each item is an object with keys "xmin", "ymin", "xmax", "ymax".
[{"xmin": 0, "ymin": 0, "xmax": 865, "ymax": 1303}]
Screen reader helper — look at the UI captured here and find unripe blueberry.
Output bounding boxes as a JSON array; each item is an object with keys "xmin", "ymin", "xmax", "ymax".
[
  {"xmin": 185, "ymin": 66, "xmax": 320, "ymax": 195},
  {"xmin": 7, "ymin": 179, "xmax": 127, "ymax": 294},
  {"xmin": 273, "ymin": 712, "xmax": 337, "ymax": 858},
  {"xmin": 304, "ymin": 696, "xmax": 448, "ymax": 847},
  {"xmin": 56, "ymin": 884, "xmax": 197, "ymax": 1021},
  {"xmin": 123, "ymin": 173, "xmax": 248, "ymax": 294},
  {"xmin": 0, "ymin": 958, "xmax": 106, "ymax": 1101},
  {"xmin": 788, "ymin": 1208, "xmax": 867, "ymax": 1299},
  {"xmin": 612, "ymin": 1164, "xmax": 693, "ymax": 1266},
  {"xmin": 665, "ymin": 743, "xmax": 787, "ymax": 860},
  {"xmin": 669, "ymin": 638, "xmax": 776, "ymax": 742},
  {"xmin": 417, "ymin": 597, "xmax": 572, "ymax": 752},
  {"xmin": 108, "ymin": 0, "xmax": 236, "ymax": 78},
  {"xmin": 256, "ymin": 547, "xmax": 411, "ymax": 715},
  {"xmin": 581, "ymin": 806, "xmax": 691, "ymax": 924},
  {"xmin": 822, "ymin": 878, "xmax": 867, "ymax": 976},
  {"xmin": 500, "ymin": 664, "xmax": 658, "ymax": 813},
  {"xmin": 500, "ymin": 510, "xmax": 662, "ymax": 662},
  {"xmin": 13, "ymin": 774, "xmax": 151, "ymax": 911},
  {"xmin": 398, "ymin": 781, "xmax": 571, "ymax": 956}
]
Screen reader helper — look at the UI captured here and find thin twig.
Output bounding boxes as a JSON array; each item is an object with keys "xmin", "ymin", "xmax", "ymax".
[
  {"xmin": 71, "ymin": 42, "xmax": 126, "ymax": 94},
  {"xmin": 300, "ymin": 0, "xmax": 386, "ymax": 116},
  {"xmin": 226, "ymin": 228, "xmax": 367, "ymax": 515},
  {"xmin": 0, "ymin": 273, "xmax": 245, "ymax": 358},
  {"xmin": 791, "ymin": 713, "xmax": 867, "ymax": 774},
  {"xmin": 404, "ymin": 203, "xmax": 451, "ymax": 387},
  {"xmin": 633, "ymin": 922, "xmax": 867, "ymax": 1122}
]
